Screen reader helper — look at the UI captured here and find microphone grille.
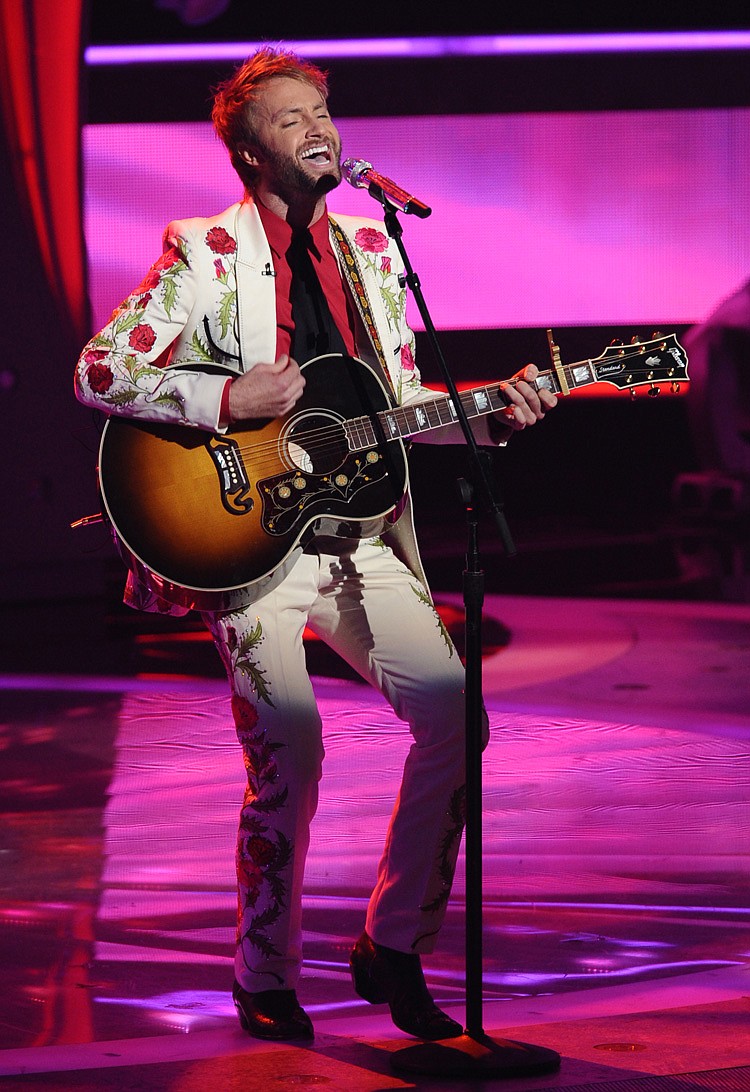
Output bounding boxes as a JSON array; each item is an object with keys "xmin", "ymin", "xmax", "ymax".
[{"xmin": 342, "ymin": 158, "xmax": 372, "ymax": 188}]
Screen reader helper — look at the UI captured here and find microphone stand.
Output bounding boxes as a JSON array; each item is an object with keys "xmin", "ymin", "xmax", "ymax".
[{"xmin": 377, "ymin": 200, "xmax": 560, "ymax": 1080}]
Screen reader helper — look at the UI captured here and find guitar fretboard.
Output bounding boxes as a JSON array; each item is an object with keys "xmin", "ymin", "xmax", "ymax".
[
  {"xmin": 344, "ymin": 363, "xmax": 595, "ymax": 450},
  {"xmin": 342, "ymin": 334, "xmax": 687, "ymax": 451}
]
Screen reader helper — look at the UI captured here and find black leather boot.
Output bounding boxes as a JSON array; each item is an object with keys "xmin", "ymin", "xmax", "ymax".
[
  {"xmin": 232, "ymin": 980, "xmax": 314, "ymax": 1040},
  {"xmin": 349, "ymin": 931, "xmax": 463, "ymax": 1040}
]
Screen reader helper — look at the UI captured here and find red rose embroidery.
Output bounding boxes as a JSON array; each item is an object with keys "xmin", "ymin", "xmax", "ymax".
[
  {"xmin": 232, "ymin": 695, "xmax": 259, "ymax": 732},
  {"xmin": 128, "ymin": 324, "xmax": 157, "ymax": 354},
  {"xmin": 160, "ymin": 248, "xmax": 182, "ymax": 268},
  {"xmin": 401, "ymin": 343, "xmax": 415, "ymax": 372},
  {"xmin": 354, "ymin": 227, "xmax": 388, "ymax": 253},
  {"xmin": 213, "ymin": 258, "xmax": 226, "ymax": 278},
  {"xmin": 380, "ymin": 255, "xmax": 392, "ymax": 273},
  {"xmin": 246, "ymin": 834, "xmax": 277, "ymax": 867},
  {"xmin": 86, "ymin": 361, "xmax": 114, "ymax": 394},
  {"xmin": 138, "ymin": 268, "xmax": 161, "ymax": 292},
  {"xmin": 237, "ymin": 858, "xmax": 263, "ymax": 898},
  {"xmin": 206, "ymin": 226, "xmax": 237, "ymax": 255},
  {"xmin": 84, "ymin": 348, "xmax": 107, "ymax": 365},
  {"xmin": 136, "ymin": 248, "xmax": 182, "ymax": 293}
]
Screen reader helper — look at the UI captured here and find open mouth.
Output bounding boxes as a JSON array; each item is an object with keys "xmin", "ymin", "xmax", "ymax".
[{"xmin": 300, "ymin": 144, "xmax": 333, "ymax": 167}]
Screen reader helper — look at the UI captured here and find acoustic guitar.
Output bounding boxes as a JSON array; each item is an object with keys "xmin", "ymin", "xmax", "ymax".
[{"xmin": 97, "ymin": 335, "xmax": 688, "ymax": 605}]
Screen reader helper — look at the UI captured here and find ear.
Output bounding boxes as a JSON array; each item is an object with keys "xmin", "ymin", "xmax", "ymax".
[{"xmin": 238, "ymin": 145, "xmax": 263, "ymax": 168}]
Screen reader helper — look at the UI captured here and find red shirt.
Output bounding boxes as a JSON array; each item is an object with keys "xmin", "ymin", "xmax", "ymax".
[
  {"xmin": 256, "ymin": 200, "xmax": 358, "ymax": 359},
  {"xmin": 221, "ymin": 202, "xmax": 358, "ymax": 424}
]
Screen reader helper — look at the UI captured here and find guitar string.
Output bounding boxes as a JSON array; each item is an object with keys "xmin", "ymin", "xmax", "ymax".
[
  {"xmin": 205, "ymin": 383, "xmax": 506, "ymax": 475},
  {"xmin": 220, "ymin": 366, "xmax": 562, "ymax": 469},
  {"xmin": 221, "ymin": 341, "xmax": 677, "ymax": 468},
  {"xmin": 172, "ymin": 343, "xmax": 681, "ymax": 485},
  {"xmin": 223, "ymin": 385, "xmax": 506, "ymax": 472}
]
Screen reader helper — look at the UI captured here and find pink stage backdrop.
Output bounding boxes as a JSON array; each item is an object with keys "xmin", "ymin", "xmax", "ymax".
[{"xmin": 83, "ymin": 109, "xmax": 750, "ymax": 333}]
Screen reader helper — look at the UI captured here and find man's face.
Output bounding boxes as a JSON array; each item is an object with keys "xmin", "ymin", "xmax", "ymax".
[{"xmin": 244, "ymin": 76, "xmax": 342, "ymax": 199}]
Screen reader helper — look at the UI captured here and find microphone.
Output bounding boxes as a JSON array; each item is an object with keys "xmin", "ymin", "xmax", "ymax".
[{"xmin": 341, "ymin": 158, "xmax": 432, "ymax": 219}]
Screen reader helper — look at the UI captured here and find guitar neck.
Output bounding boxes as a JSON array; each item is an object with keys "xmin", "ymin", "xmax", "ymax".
[
  {"xmin": 345, "ymin": 360, "xmax": 587, "ymax": 449},
  {"xmin": 343, "ymin": 333, "xmax": 687, "ymax": 448}
]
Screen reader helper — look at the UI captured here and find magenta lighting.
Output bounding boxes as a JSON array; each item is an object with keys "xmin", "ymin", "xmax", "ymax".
[{"xmin": 84, "ymin": 30, "xmax": 750, "ymax": 66}]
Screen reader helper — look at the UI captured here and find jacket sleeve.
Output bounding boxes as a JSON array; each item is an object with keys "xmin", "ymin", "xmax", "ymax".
[{"xmin": 74, "ymin": 224, "xmax": 228, "ymax": 431}]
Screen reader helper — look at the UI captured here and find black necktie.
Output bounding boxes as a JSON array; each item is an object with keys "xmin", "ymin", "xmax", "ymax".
[{"xmin": 287, "ymin": 229, "xmax": 347, "ymax": 364}]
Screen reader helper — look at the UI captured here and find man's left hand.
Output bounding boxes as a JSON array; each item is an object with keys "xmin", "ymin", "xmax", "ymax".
[{"xmin": 494, "ymin": 363, "xmax": 557, "ymax": 433}]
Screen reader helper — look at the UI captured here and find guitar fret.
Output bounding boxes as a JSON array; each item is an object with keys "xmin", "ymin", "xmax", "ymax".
[
  {"xmin": 423, "ymin": 399, "xmax": 449, "ymax": 427},
  {"xmin": 567, "ymin": 361, "xmax": 596, "ymax": 388},
  {"xmin": 534, "ymin": 374, "xmax": 561, "ymax": 396},
  {"xmin": 466, "ymin": 387, "xmax": 493, "ymax": 416},
  {"xmin": 435, "ymin": 398, "xmax": 458, "ymax": 425}
]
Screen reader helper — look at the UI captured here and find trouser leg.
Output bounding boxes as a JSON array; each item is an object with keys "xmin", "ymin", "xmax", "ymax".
[
  {"xmin": 306, "ymin": 538, "xmax": 477, "ymax": 954},
  {"xmin": 204, "ymin": 553, "xmax": 325, "ymax": 991}
]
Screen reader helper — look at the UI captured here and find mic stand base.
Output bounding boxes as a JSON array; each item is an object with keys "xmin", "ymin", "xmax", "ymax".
[{"xmin": 390, "ymin": 1032, "xmax": 561, "ymax": 1079}]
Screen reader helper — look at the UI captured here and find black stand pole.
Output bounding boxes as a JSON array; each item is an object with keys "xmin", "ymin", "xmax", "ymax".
[{"xmin": 376, "ymin": 202, "xmax": 560, "ymax": 1079}]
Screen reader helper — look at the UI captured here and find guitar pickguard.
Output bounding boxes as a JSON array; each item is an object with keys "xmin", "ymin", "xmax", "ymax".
[
  {"xmin": 259, "ymin": 448, "xmax": 389, "ymax": 537},
  {"xmin": 255, "ymin": 401, "xmax": 398, "ymax": 535}
]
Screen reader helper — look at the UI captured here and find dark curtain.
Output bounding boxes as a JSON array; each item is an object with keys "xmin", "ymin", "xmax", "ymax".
[
  {"xmin": 0, "ymin": 0, "xmax": 102, "ymax": 604},
  {"xmin": 0, "ymin": 0, "xmax": 88, "ymax": 343}
]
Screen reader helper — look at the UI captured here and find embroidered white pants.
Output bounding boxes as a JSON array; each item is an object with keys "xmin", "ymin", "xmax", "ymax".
[{"xmin": 205, "ymin": 537, "xmax": 469, "ymax": 992}]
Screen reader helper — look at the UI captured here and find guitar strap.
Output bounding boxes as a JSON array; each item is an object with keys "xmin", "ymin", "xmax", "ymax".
[{"xmin": 328, "ymin": 215, "xmax": 396, "ymax": 398}]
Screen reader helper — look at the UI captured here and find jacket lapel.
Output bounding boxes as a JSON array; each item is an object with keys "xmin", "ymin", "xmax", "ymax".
[{"xmin": 234, "ymin": 201, "xmax": 278, "ymax": 371}]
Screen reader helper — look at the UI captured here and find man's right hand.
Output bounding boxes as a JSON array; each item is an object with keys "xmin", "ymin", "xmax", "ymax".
[{"xmin": 227, "ymin": 354, "xmax": 306, "ymax": 423}]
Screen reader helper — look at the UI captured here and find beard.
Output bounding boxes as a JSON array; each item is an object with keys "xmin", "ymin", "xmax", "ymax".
[{"xmin": 259, "ymin": 141, "xmax": 342, "ymax": 202}]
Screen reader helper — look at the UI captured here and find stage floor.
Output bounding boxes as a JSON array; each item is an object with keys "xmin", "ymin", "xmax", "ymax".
[{"xmin": 1, "ymin": 593, "xmax": 749, "ymax": 1090}]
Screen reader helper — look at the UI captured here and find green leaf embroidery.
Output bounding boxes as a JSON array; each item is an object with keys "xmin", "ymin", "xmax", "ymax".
[
  {"xmin": 217, "ymin": 287, "xmax": 237, "ymax": 341},
  {"xmin": 112, "ymin": 309, "xmax": 141, "ymax": 336},
  {"xmin": 190, "ymin": 328, "xmax": 217, "ymax": 362},
  {"xmin": 89, "ymin": 333, "xmax": 114, "ymax": 350},
  {"xmin": 243, "ymin": 905, "xmax": 284, "ymax": 958},
  {"xmin": 379, "ymin": 283, "xmax": 401, "ymax": 328},
  {"xmin": 150, "ymin": 390, "xmax": 187, "ymax": 417},
  {"xmin": 412, "ymin": 583, "xmax": 453, "ymax": 654},
  {"xmin": 253, "ymin": 786, "xmax": 289, "ymax": 814},
  {"xmin": 102, "ymin": 388, "xmax": 140, "ymax": 407},
  {"xmin": 161, "ymin": 275, "xmax": 178, "ymax": 319},
  {"xmin": 238, "ymin": 619, "xmax": 263, "ymax": 654},
  {"xmin": 123, "ymin": 358, "xmax": 162, "ymax": 380},
  {"xmin": 237, "ymin": 659, "xmax": 274, "ymax": 707}
]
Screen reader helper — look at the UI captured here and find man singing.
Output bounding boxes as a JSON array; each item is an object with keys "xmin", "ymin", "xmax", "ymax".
[{"xmin": 75, "ymin": 47, "xmax": 556, "ymax": 1042}]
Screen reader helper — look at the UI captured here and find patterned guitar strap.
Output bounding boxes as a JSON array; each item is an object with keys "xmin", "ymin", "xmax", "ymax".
[
  {"xmin": 329, "ymin": 214, "xmax": 416, "ymax": 529},
  {"xmin": 328, "ymin": 214, "xmax": 396, "ymax": 399}
]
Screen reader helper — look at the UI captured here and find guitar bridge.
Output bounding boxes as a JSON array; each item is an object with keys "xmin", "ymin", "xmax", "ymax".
[{"xmin": 207, "ymin": 435, "xmax": 254, "ymax": 515}]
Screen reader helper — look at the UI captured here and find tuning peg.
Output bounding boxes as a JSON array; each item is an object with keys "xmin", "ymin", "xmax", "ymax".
[
  {"xmin": 630, "ymin": 335, "xmax": 641, "ymax": 344},
  {"xmin": 651, "ymin": 330, "xmax": 663, "ymax": 339},
  {"xmin": 647, "ymin": 385, "xmax": 660, "ymax": 397},
  {"xmin": 609, "ymin": 338, "xmax": 624, "ymax": 346},
  {"xmin": 671, "ymin": 382, "xmax": 681, "ymax": 394}
]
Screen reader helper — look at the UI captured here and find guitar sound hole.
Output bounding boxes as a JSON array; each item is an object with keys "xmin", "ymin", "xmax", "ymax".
[{"xmin": 283, "ymin": 411, "xmax": 349, "ymax": 475}]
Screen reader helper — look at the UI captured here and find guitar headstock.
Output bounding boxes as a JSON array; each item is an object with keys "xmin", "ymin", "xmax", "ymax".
[{"xmin": 590, "ymin": 333, "xmax": 689, "ymax": 395}]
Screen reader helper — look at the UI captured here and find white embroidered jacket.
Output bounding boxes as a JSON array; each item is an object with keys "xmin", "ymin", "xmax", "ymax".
[{"xmin": 75, "ymin": 198, "xmax": 490, "ymax": 614}]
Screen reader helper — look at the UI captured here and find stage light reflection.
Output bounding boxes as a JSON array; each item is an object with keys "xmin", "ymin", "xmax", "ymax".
[{"xmin": 487, "ymin": 958, "xmax": 743, "ymax": 990}]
